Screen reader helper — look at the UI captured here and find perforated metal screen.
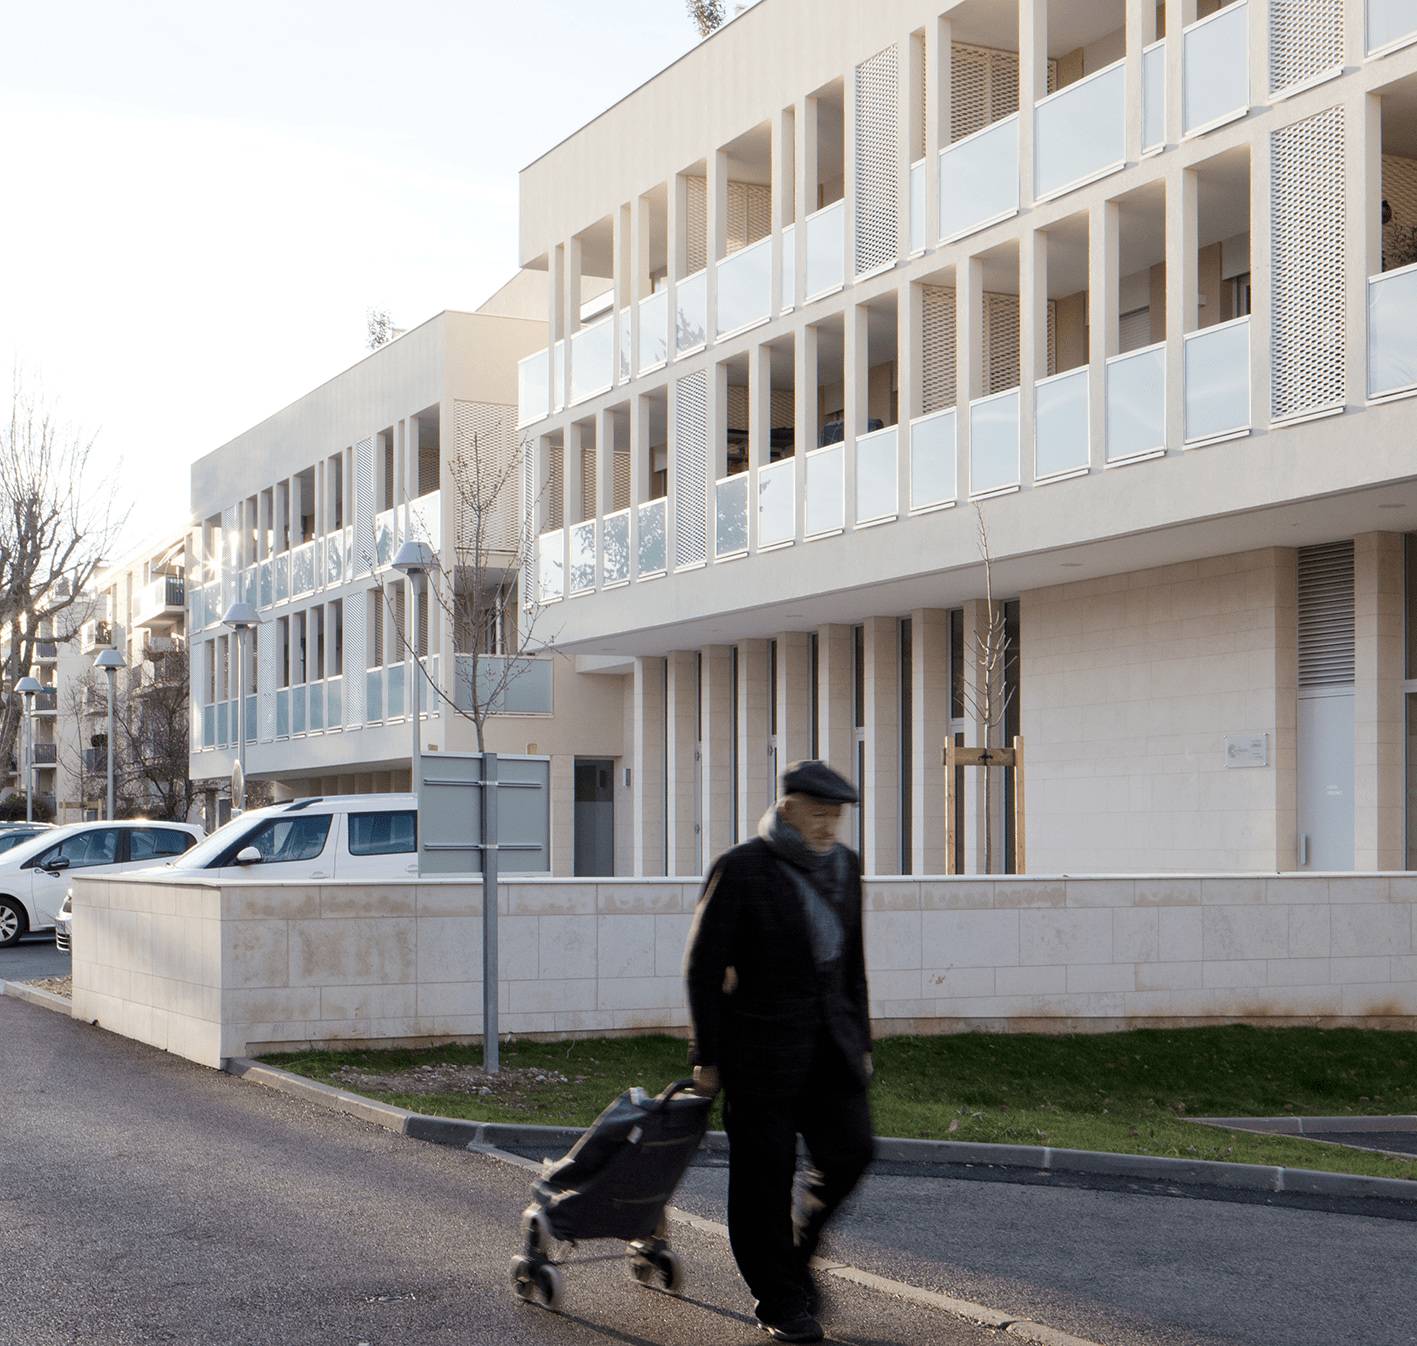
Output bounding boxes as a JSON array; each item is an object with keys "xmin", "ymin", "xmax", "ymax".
[
  {"xmin": 344, "ymin": 594, "xmax": 367, "ymax": 724},
  {"xmin": 1269, "ymin": 0, "xmax": 1344, "ymax": 95},
  {"xmin": 922, "ymin": 284, "xmax": 957, "ymax": 414},
  {"xmin": 454, "ymin": 400, "xmax": 520, "ymax": 554},
  {"xmin": 855, "ymin": 44, "xmax": 900, "ymax": 277},
  {"xmin": 353, "ymin": 435, "xmax": 375, "ymax": 574},
  {"xmin": 1270, "ymin": 106, "xmax": 1347, "ymax": 421},
  {"xmin": 258, "ymin": 622, "xmax": 277, "ymax": 740},
  {"xmin": 951, "ymin": 43, "xmax": 1055, "ymax": 141},
  {"xmin": 1297, "ymin": 541, "xmax": 1355, "ymax": 688},
  {"xmin": 674, "ymin": 371, "xmax": 709, "ymax": 568}
]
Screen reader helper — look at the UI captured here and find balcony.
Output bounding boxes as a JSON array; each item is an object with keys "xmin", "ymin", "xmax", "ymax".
[
  {"xmin": 1369, "ymin": 0, "xmax": 1417, "ymax": 54},
  {"xmin": 715, "ymin": 473, "xmax": 750, "ymax": 559},
  {"xmin": 804, "ymin": 443, "xmax": 844, "ymax": 538},
  {"xmin": 1106, "ymin": 342, "xmax": 1167, "ymax": 463},
  {"xmin": 1035, "ymin": 62, "xmax": 1126, "ymax": 203},
  {"xmin": 804, "ymin": 200, "xmax": 846, "ymax": 303},
  {"xmin": 909, "ymin": 159, "xmax": 927, "ymax": 255},
  {"xmin": 757, "ymin": 459, "xmax": 795, "ymax": 550},
  {"xmin": 636, "ymin": 499, "xmax": 667, "ymax": 577},
  {"xmin": 1142, "ymin": 40, "xmax": 1166, "ymax": 154},
  {"xmin": 570, "ymin": 314, "xmax": 614, "ymax": 405},
  {"xmin": 35, "ymin": 641, "xmax": 57, "ymax": 662},
  {"xmin": 716, "ymin": 237, "xmax": 772, "ymax": 339},
  {"xmin": 855, "ymin": 425, "xmax": 898, "ymax": 527},
  {"xmin": 568, "ymin": 519, "xmax": 597, "ymax": 595},
  {"xmin": 33, "ymin": 688, "xmax": 58, "ymax": 715},
  {"xmin": 781, "ymin": 225, "xmax": 796, "ymax": 311},
  {"xmin": 132, "ymin": 574, "xmax": 185, "ymax": 630},
  {"xmin": 1369, "ymin": 263, "xmax": 1417, "ymax": 400},
  {"xmin": 1184, "ymin": 318, "xmax": 1251, "ymax": 444},
  {"xmin": 32, "ymin": 742, "xmax": 56, "ymax": 766},
  {"xmin": 453, "ymin": 653, "xmax": 553, "ymax": 716},
  {"xmin": 638, "ymin": 289, "xmax": 669, "ymax": 374},
  {"xmin": 675, "ymin": 269, "xmax": 708, "ymax": 357},
  {"xmin": 1183, "ymin": 1, "xmax": 1250, "ymax": 137},
  {"xmin": 1035, "ymin": 367, "xmax": 1091, "ymax": 481},
  {"xmin": 909, "ymin": 408, "xmax": 957, "ymax": 512},
  {"xmin": 969, "ymin": 389, "xmax": 1021, "ymax": 497},
  {"xmin": 79, "ymin": 619, "xmax": 114, "ymax": 653},
  {"xmin": 538, "ymin": 527, "xmax": 565, "ymax": 603},
  {"xmin": 518, "ymin": 347, "xmax": 550, "ymax": 428},
  {"xmin": 602, "ymin": 509, "xmax": 631, "ymax": 586},
  {"xmin": 939, "ymin": 115, "xmax": 1018, "ymax": 244}
]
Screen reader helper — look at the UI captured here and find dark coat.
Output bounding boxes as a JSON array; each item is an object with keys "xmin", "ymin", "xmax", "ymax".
[{"xmin": 683, "ymin": 836, "xmax": 871, "ymax": 1098}]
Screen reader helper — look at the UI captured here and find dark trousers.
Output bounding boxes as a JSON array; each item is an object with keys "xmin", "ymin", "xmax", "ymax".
[{"xmin": 723, "ymin": 1035, "xmax": 875, "ymax": 1322}]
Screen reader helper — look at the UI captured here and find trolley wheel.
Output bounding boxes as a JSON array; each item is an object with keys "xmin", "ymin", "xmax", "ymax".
[
  {"xmin": 534, "ymin": 1263, "xmax": 565, "ymax": 1311},
  {"xmin": 655, "ymin": 1249, "xmax": 684, "ymax": 1294},
  {"xmin": 510, "ymin": 1255, "xmax": 536, "ymax": 1303},
  {"xmin": 521, "ymin": 1208, "xmax": 552, "ymax": 1253},
  {"xmin": 628, "ymin": 1254, "xmax": 656, "ymax": 1286}
]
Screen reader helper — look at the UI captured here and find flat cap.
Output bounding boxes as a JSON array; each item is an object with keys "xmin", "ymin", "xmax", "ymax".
[{"xmin": 781, "ymin": 759, "xmax": 859, "ymax": 804}]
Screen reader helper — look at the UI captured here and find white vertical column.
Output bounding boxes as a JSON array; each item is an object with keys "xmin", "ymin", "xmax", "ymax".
[
  {"xmin": 843, "ymin": 64, "xmax": 859, "ymax": 282},
  {"xmin": 898, "ymin": 280, "xmax": 921, "ymax": 498},
  {"xmin": 748, "ymin": 343, "xmax": 771, "ymax": 553},
  {"xmin": 1165, "ymin": 164, "xmax": 1197, "ymax": 451},
  {"xmin": 708, "ymin": 360, "xmax": 728, "ymax": 490},
  {"xmin": 771, "ymin": 106, "xmax": 792, "ymax": 314},
  {"xmin": 1019, "ymin": 230, "xmax": 1043, "ymax": 487},
  {"xmin": 911, "ymin": 609, "xmax": 950, "ymax": 875},
  {"xmin": 707, "ymin": 146, "xmax": 727, "ymax": 340},
  {"xmin": 793, "ymin": 323, "xmax": 817, "ymax": 542},
  {"xmin": 926, "ymin": 16, "xmax": 952, "ymax": 248},
  {"xmin": 632, "ymin": 195, "xmax": 651, "ymax": 377},
  {"xmin": 1249, "ymin": 120, "xmax": 1273, "ymax": 434},
  {"xmin": 1018, "ymin": 0, "xmax": 1047, "ymax": 208},
  {"xmin": 844, "ymin": 303, "xmax": 868, "ymax": 525},
  {"xmin": 563, "ymin": 420, "xmax": 584, "ymax": 529},
  {"xmin": 957, "ymin": 255, "xmax": 983, "ymax": 495},
  {"xmin": 1125, "ymin": 0, "xmax": 1147, "ymax": 165},
  {"xmin": 630, "ymin": 395, "xmax": 650, "ymax": 509},
  {"xmin": 611, "ymin": 205, "xmax": 626, "ymax": 384},
  {"xmin": 1346, "ymin": 93, "xmax": 1382, "ymax": 410},
  {"xmin": 897, "ymin": 33, "xmax": 916, "ymax": 259},
  {"xmin": 596, "ymin": 406, "xmax": 616, "ymax": 519},
  {"xmin": 1166, "ymin": 1, "xmax": 1198, "ymax": 146},
  {"xmin": 816, "ymin": 624, "xmax": 854, "ymax": 777},
  {"xmin": 1089, "ymin": 201, "xmax": 1120, "ymax": 471},
  {"xmin": 1343, "ymin": 0, "xmax": 1368, "ymax": 65},
  {"xmin": 700, "ymin": 644, "xmax": 735, "ymax": 862},
  {"xmin": 666, "ymin": 650, "xmax": 699, "ymax": 876},
  {"xmin": 776, "ymin": 631, "xmax": 814, "ymax": 766},
  {"xmin": 736, "ymin": 638, "xmax": 772, "ymax": 837},
  {"xmin": 632, "ymin": 656, "xmax": 667, "ymax": 876},
  {"xmin": 862, "ymin": 616, "xmax": 901, "ymax": 876},
  {"xmin": 549, "ymin": 243, "xmax": 566, "ymax": 410},
  {"xmin": 1353, "ymin": 532, "xmax": 1405, "ymax": 872},
  {"xmin": 796, "ymin": 96, "xmax": 818, "ymax": 295}
]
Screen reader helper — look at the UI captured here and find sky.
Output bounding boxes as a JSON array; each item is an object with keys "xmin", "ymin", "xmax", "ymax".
[{"xmin": 0, "ymin": 0, "xmax": 697, "ymax": 553}]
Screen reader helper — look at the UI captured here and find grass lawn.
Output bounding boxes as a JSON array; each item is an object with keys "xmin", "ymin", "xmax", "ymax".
[{"xmin": 264, "ymin": 1025, "xmax": 1417, "ymax": 1181}]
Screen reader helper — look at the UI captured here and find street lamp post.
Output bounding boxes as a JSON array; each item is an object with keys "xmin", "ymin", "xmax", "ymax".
[
  {"xmin": 93, "ymin": 650, "xmax": 126, "ymax": 819},
  {"xmin": 15, "ymin": 676, "xmax": 42, "ymax": 823},
  {"xmin": 391, "ymin": 540, "xmax": 437, "ymax": 805},
  {"xmin": 222, "ymin": 601, "xmax": 261, "ymax": 814}
]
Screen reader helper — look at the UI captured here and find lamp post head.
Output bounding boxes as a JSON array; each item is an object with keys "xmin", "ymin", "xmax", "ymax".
[
  {"xmin": 392, "ymin": 539, "xmax": 437, "ymax": 579},
  {"xmin": 94, "ymin": 649, "xmax": 126, "ymax": 674},
  {"xmin": 15, "ymin": 676, "xmax": 42, "ymax": 697},
  {"xmin": 222, "ymin": 601, "xmax": 261, "ymax": 631}
]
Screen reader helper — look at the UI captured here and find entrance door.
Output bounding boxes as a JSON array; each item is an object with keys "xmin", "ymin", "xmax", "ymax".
[
  {"xmin": 1297, "ymin": 688, "xmax": 1355, "ymax": 870},
  {"xmin": 574, "ymin": 758, "xmax": 615, "ymax": 877}
]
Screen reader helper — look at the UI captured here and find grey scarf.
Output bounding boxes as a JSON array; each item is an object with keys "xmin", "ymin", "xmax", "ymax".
[{"xmin": 758, "ymin": 805, "xmax": 847, "ymax": 968}]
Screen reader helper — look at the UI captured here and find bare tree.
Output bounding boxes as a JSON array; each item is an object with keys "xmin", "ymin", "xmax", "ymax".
[
  {"xmin": 686, "ymin": 0, "xmax": 726, "ymax": 36},
  {"xmin": 60, "ymin": 667, "xmax": 106, "ymax": 816},
  {"xmin": 113, "ymin": 643, "xmax": 198, "ymax": 821},
  {"xmin": 367, "ymin": 309, "xmax": 397, "ymax": 351},
  {"xmin": 961, "ymin": 505, "xmax": 1017, "ymax": 874},
  {"xmin": 0, "ymin": 377, "xmax": 123, "ymax": 790},
  {"xmin": 378, "ymin": 427, "xmax": 549, "ymax": 754}
]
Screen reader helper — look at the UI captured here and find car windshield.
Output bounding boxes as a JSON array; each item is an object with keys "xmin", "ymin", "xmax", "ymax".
[{"xmin": 169, "ymin": 812, "xmax": 274, "ymax": 869}]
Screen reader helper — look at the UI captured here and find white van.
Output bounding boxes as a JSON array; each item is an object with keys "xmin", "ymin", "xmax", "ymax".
[{"xmin": 0, "ymin": 819, "xmax": 203, "ymax": 947}]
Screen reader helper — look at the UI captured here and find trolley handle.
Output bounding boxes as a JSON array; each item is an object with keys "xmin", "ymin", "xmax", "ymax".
[{"xmin": 653, "ymin": 1078, "xmax": 704, "ymax": 1106}]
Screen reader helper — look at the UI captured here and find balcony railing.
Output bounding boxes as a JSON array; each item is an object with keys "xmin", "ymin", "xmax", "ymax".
[
  {"xmin": 969, "ymin": 389, "xmax": 1021, "ymax": 497},
  {"xmin": 676, "ymin": 269, "xmax": 708, "ymax": 356},
  {"xmin": 33, "ymin": 742, "xmax": 56, "ymax": 766},
  {"xmin": 855, "ymin": 425, "xmax": 898, "ymax": 526},
  {"xmin": 133, "ymin": 575, "xmax": 185, "ymax": 628},
  {"xmin": 1035, "ymin": 60, "xmax": 1126, "ymax": 202},
  {"xmin": 804, "ymin": 443, "xmax": 844, "ymax": 538},
  {"xmin": 1035, "ymin": 367, "xmax": 1091, "ymax": 481},
  {"xmin": 291, "ymin": 540, "xmax": 316, "ymax": 595},
  {"xmin": 909, "ymin": 158, "xmax": 927, "ymax": 255},
  {"xmin": 1369, "ymin": 0, "xmax": 1417, "ymax": 54},
  {"xmin": 804, "ymin": 200, "xmax": 845, "ymax": 303},
  {"xmin": 781, "ymin": 224, "xmax": 796, "ymax": 312},
  {"xmin": 273, "ymin": 554, "xmax": 289, "ymax": 604},
  {"xmin": 552, "ymin": 339, "xmax": 566, "ymax": 413},
  {"xmin": 617, "ymin": 306, "xmax": 632, "ymax": 383},
  {"xmin": 537, "ymin": 528, "xmax": 565, "ymax": 603},
  {"xmin": 1106, "ymin": 342, "xmax": 1167, "ymax": 462},
  {"xmin": 571, "ymin": 314, "xmax": 614, "ymax": 405},
  {"xmin": 637, "ymin": 499, "xmax": 667, "ymax": 577},
  {"xmin": 639, "ymin": 289, "xmax": 669, "ymax": 373},
  {"xmin": 1369, "ymin": 264, "xmax": 1417, "ymax": 399},
  {"xmin": 1142, "ymin": 39, "xmax": 1166, "ymax": 154},
  {"xmin": 454, "ymin": 654, "xmax": 554, "ymax": 716},
  {"xmin": 909, "ymin": 408, "xmax": 957, "ymax": 512},
  {"xmin": 717, "ymin": 237, "xmax": 772, "ymax": 339},
  {"xmin": 1183, "ymin": 1, "xmax": 1250, "ymax": 136},
  {"xmin": 373, "ymin": 509, "xmax": 397, "ymax": 569},
  {"xmin": 602, "ymin": 508, "xmax": 631, "ymax": 585},
  {"xmin": 715, "ymin": 473, "xmax": 750, "ymax": 559},
  {"xmin": 36, "ymin": 642, "xmax": 57, "ymax": 661},
  {"xmin": 758, "ymin": 460, "xmax": 795, "ymax": 549},
  {"xmin": 939, "ymin": 115, "xmax": 1018, "ymax": 243},
  {"xmin": 518, "ymin": 347, "xmax": 549, "ymax": 428},
  {"xmin": 1184, "ymin": 317, "xmax": 1251, "ymax": 443},
  {"xmin": 80, "ymin": 620, "xmax": 114, "ymax": 653},
  {"xmin": 568, "ymin": 519, "xmax": 597, "ymax": 594}
]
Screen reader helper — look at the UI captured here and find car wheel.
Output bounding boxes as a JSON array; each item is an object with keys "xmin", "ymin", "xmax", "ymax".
[{"xmin": 0, "ymin": 897, "xmax": 27, "ymax": 948}]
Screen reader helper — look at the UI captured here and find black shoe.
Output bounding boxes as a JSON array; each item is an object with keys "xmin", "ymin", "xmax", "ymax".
[
  {"xmin": 802, "ymin": 1271, "xmax": 821, "ymax": 1318},
  {"xmin": 757, "ymin": 1312, "xmax": 824, "ymax": 1343}
]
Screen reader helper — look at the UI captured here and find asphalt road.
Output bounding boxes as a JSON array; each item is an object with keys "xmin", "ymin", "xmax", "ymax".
[
  {"xmin": 0, "ymin": 933, "xmax": 68, "ymax": 981},
  {"xmin": 0, "ymin": 995, "xmax": 997, "ymax": 1346}
]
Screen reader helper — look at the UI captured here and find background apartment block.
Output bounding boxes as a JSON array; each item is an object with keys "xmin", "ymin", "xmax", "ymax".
[{"xmin": 513, "ymin": 0, "xmax": 1417, "ymax": 878}]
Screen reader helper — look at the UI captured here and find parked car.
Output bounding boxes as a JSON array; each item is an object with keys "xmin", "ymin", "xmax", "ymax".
[
  {"xmin": 0, "ymin": 823, "xmax": 54, "ymax": 857},
  {"xmin": 159, "ymin": 794, "xmax": 418, "ymax": 882},
  {"xmin": 0, "ymin": 820, "xmax": 203, "ymax": 948}
]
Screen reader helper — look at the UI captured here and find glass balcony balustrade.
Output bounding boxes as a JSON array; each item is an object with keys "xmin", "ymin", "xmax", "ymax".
[
  {"xmin": 291, "ymin": 685, "xmax": 306, "ymax": 735},
  {"xmin": 1368, "ymin": 264, "xmax": 1417, "ymax": 399},
  {"xmin": 1106, "ymin": 342, "xmax": 1167, "ymax": 462},
  {"xmin": 569, "ymin": 519, "xmax": 597, "ymax": 594},
  {"xmin": 1035, "ymin": 62, "xmax": 1126, "ymax": 201},
  {"xmin": 374, "ymin": 509, "xmax": 397, "ymax": 568},
  {"xmin": 386, "ymin": 663, "xmax": 406, "ymax": 720},
  {"xmin": 454, "ymin": 654, "xmax": 554, "ymax": 716},
  {"xmin": 805, "ymin": 200, "xmax": 845, "ymax": 302},
  {"xmin": 276, "ymin": 689, "xmax": 289, "ymax": 738},
  {"xmin": 676, "ymin": 269, "xmax": 708, "ymax": 356},
  {"xmin": 909, "ymin": 159, "xmax": 927, "ymax": 255},
  {"xmin": 1035, "ymin": 367, "xmax": 1090, "ymax": 480},
  {"xmin": 203, "ymin": 704, "xmax": 216, "ymax": 749},
  {"xmin": 408, "ymin": 491, "xmax": 438, "ymax": 548},
  {"xmin": 274, "ymin": 556, "xmax": 289, "ymax": 603},
  {"xmin": 939, "ymin": 115, "xmax": 1018, "ymax": 242},
  {"xmin": 292, "ymin": 542, "xmax": 315, "ymax": 596},
  {"xmin": 617, "ymin": 307, "xmax": 632, "ymax": 383},
  {"xmin": 518, "ymin": 347, "xmax": 549, "ymax": 427},
  {"xmin": 636, "ymin": 499, "xmax": 667, "ymax": 577},
  {"xmin": 326, "ymin": 676, "xmax": 343, "ymax": 728},
  {"xmin": 552, "ymin": 340, "xmax": 566, "ymax": 413},
  {"xmin": 717, "ymin": 237, "xmax": 772, "ymax": 338},
  {"xmin": 601, "ymin": 508, "xmax": 631, "ymax": 585},
  {"xmin": 909, "ymin": 408, "xmax": 957, "ymax": 511},
  {"xmin": 1369, "ymin": 0, "xmax": 1417, "ymax": 53},
  {"xmin": 1184, "ymin": 1, "xmax": 1249, "ymax": 135},
  {"xmin": 571, "ymin": 315, "xmax": 614, "ymax": 404},
  {"xmin": 855, "ymin": 425, "xmax": 898, "ymax": 526},
  {"xmin": 715, "ymin": 473, "xmax": 750, "ymax": 558},
  {"xmin": 804, "ymin": 443, "xmax": 844, "ymax": 538},
  {"xmin": 308, "ymin": 683, "xmax": 324, "ymax": 733},
  {"xmin": 1143, "ymin": 40, "xmax": 1166, "ymax": 153},
  {"xmin": 1185, "ymin": 317, "xmax": 1251, "ymax": 442},
  {"xmin": 781, "ymin": 225, "xmax": 796, "ymax": 312},
  {"xmin": 538, "ymin": 528, "xmax": 565, "ymax": 603},
  {"xmin": 639, "ymin": 290, "xmax": 669, "ymax": 372},
  {"xmin": 758, "ymin": 460, "xmax": 795, "ymax": 549},
  {"xmin": 326, "ymin": 534, "xmax": 343, "ymax": 587},
  {"xmin": 969, "ymin": 390, "xmax": 1021, "ymax": 496},
  {"xmin": 366, "ymin": 669, "xmax": 384, "ymax": 722}
]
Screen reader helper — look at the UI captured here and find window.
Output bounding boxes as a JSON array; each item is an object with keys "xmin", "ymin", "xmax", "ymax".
[
  {"xmin": 129, "ymin": 828, "xmax": 194, "ymax": 861},
  {"xmin": 347, "ymin": 811, "xmax": 417, "ymax": 856},
  {"xmin": 221, "ymin": 815, "xmax": 331, "ymax": 866},
  {"xmin": 34, "ymin": 828, "xmax": 121, "ymax": 870},
  {"xmin": 0, "ymin": 830, "xmax": 41, "ymax": 855}
]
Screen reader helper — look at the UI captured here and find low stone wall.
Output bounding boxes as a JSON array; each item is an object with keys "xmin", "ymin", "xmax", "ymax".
[{"xmin": 68, "ymin": 872, "xmax": 1417, "ymax": 1068}]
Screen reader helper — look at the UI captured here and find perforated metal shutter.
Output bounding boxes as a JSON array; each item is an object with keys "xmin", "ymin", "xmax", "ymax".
[
  {"xmin": 547, "ymin": 439, "xmax": 565, "ymax": 531},
  {"xmin": 674, "ymin": 371, "xmax": 709, "ymax": 568},
  {"xmin": 353, "ymin": 435, "xmax": 376, "ymax": 574},
  {"xmin": 686, "ymin": 175, "xmax": 708, "ymax": 273},
  {"xmin": 1269, "ymin": 0, "xmax": 1343, "ymax": 96},
  {"xmin": 1270, "ymin": 106, "xmax": 1347, "ymax": 422},
  {"xmin": 454, "ymin": 400, "xmax": 519, "ymax": 554},
  {"xmin": 1297, "ymin": 541, "xmax": 1355, "ymax": 688},
  {"xmin": 855, "ymin": 44, "xmax": 900, "ymax": 277},
  {"xmin": 913, "ymin": 31, "xmax": 927, "ymax": 160},
  {"xmin": 984, "ymin": 292, "xmax": 1021, "ymax": 395},
  {"xmin": 613, "ymin": 450, "xmax": 632, "ymax": 511},
  {"xmin": 922, "ymin": 285, "xmax": 958, "ymax": 413},
  {"xmin": 951, "ymin": 44, "xmax": 1054, "ymax": 141},
  {"xmin": 344, "ymin": 595, "xmax": 367, "ymax": 724},
  {"xmin": 727, "ymin": 182, "xmax": 772, "ymax": 252},
  {"xmin": 258, "ymin": 622, "xmax": 277, "ymax": 740},
  {"xmin": 580, "ymin": 444, "xmax": 597, "ymax": 522}
]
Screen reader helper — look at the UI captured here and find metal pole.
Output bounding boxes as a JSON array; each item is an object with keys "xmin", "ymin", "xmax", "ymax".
[
  {"xmin": 482, "ymin": 751, "xmax": 500, "ymax": 1074},
  {"xmin": 24, "ymin": 701, "xmax": 32, "ymax": 824},
  {"xmin": 409, "ymin": 576, "xmax": 420, "ymax": 800},
  {"xmin": 105, "ymin": 672, "xmax": 115, "ymax": 819},
  {"xmin": 235, "ymin": 629, "xmax": 246, "ymax": 812}
]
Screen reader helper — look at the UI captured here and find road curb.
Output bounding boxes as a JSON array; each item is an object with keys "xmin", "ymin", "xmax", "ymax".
[
  {"xmin": 224, "ymin": 1056, "xmax": 1417, "ymax": 1209},
  {"xmin": 1, "ymin": 979, "xmax": 72, "ymax": 1016}
]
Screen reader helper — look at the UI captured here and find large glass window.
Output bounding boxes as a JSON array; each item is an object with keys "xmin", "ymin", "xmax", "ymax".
[
  {"xmin": 130, "ymin": 828, "xmax": 194, "ymax": 861},
  {"xmin": 34, "ymin": 828, "xmax": 121, "ymax": 870},
  {"xmin": 223, "ymin": 815, "xmax": 331, "ymax": 866},
  {"xmin": 348, "ymin": 811, "xmax": 417, "ymax": 856}
]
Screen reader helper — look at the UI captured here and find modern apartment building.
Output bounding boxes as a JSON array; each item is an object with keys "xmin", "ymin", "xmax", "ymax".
[
  {"xmin": 513, "ymin": 0, "xmax": 1417, "ymax": 877},
  {"xmin": 186, "ymin": 294, "xmax": 629, "ymax": 872}
]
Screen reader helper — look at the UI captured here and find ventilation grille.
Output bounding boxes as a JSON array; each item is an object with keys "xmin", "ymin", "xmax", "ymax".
[
  {"xmin": 353, "ymin": 435, "xmax": 375, "ymax": 575},
  {"xmin": 674, "ymin": 372, "xmax": 709, "ymax": 568},
  {"xmin": 258, "ymin": 624, "xmax": 277, "ymax": 740},
  {"xmin": 855, "ymin": 43, "xmax": 900, "ymax": 276},
  {"xmin": 922, "ymin": 284, "xmax": 957, "ymax": 413},
  {"xmin": 1269, "ymin": 0, "xmax": 1344, "ymax": 95},
  {"xmin": 453, "ymin": 401, "xmax": 520, "ymax": 554},
  {"xmin": 1270, "ymin": 106, "xmax": 1346, "ymax": 422},
  {"xmin": 1297, "ymin": 541, "xmax": 1355, "ymax": 688},
  {"xmin": 344, "ymin": 596, "xmax": 367, "ymax": 724}
]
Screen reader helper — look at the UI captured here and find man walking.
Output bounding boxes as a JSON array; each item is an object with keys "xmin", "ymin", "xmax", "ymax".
[{"xmin": 684, "ymin": 761, "xmax": 875, "ymax": 1344}]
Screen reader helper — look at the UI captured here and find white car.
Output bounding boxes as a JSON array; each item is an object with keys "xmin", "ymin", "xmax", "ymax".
[{"xmin": 0, "ymin": 819, "xmax": 203, "ymax": 948}]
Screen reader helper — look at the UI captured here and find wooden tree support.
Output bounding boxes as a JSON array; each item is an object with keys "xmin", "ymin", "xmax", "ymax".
[{"xmin": 942, "ymin": 735, "xmax": 1026, "ymax": 876}]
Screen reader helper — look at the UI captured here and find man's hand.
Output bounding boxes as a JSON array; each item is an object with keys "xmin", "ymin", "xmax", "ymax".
[
  {"xmin": 693, "ymin": 1064, "xmax": 722, "ymax": 1097},
  {"xmin": 863, "ymin": 1053, "xmax": 874, "ymax": 1080}
]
